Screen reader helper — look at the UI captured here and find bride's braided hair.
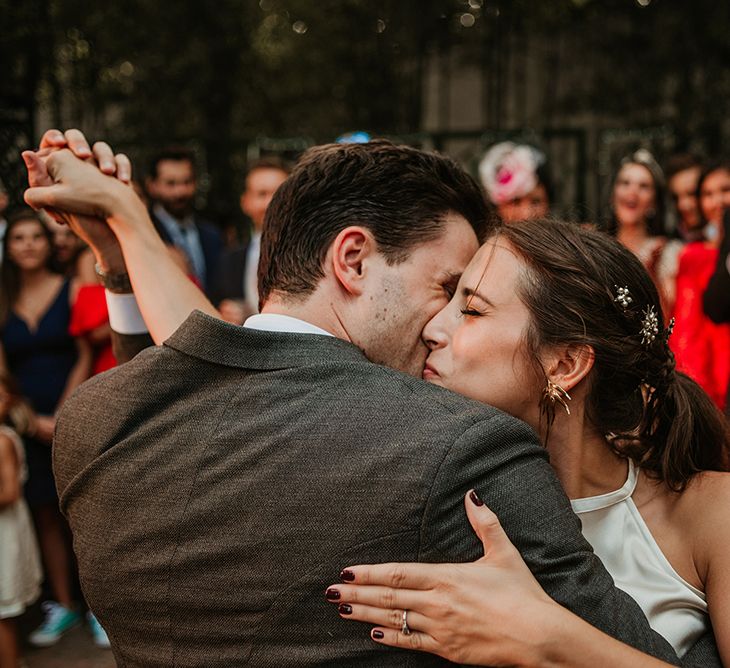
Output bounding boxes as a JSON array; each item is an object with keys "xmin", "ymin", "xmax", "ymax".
[{"xmin": 496, "ymin": 219, "xmax": 729, "ymax": 491}]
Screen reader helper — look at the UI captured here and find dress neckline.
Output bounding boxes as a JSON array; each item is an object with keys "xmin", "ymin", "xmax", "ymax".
[
  {"xmin": 571, "ymin": 459, "xmax": 637, "ymax": 513},
  {"xmin": 11, "ymin": 278, "xmax": 69, "ymax": 336}
]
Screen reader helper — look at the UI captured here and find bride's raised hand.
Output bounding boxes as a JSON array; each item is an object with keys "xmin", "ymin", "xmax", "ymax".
[{"xmin": 325, "ymin": 490, "xmax": 555, "ymax": 666}]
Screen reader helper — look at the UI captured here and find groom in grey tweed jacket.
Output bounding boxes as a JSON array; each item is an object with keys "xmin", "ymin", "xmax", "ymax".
[{"xmin": 51, "ymin": 140, "xmax": 717, "ymax": 666}]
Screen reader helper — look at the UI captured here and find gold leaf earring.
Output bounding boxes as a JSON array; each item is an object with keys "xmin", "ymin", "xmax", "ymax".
[{"xmin": 540, "ymin": 379, "xmax": 572, "ymax": 426}]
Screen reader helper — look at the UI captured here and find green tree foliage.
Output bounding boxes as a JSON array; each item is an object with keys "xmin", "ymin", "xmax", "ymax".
[{"xmin": 2, "ymin": 0, "xmax": 729, "ymax": 211}]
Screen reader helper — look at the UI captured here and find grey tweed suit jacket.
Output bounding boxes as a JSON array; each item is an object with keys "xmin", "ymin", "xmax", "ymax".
[{"xmin": 55, "ymin": 312, "xmax": 718, "ymax": 667}]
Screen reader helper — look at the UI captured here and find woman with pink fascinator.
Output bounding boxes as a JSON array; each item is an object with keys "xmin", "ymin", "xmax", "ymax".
[{"xmin": 478, "ymin": 141, "xmax": 552, "ymax": 223}]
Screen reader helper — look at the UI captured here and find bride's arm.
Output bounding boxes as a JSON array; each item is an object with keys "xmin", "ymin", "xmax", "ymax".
[
  {"xmin": 326, "ymin": 491, "xmax": 702, "ymax": 667},
  {"xmin": 23, "ymin": 133, "xmax": 218, "ymax": 347}
]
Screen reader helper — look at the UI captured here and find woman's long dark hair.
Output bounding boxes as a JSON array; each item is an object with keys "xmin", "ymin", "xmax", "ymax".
[
  {"xmin": 0, "ymin": 209, "xmax": 55, "ymax": 325},
  {"xmin": 497, "ymin": 219, "xmax": 729, "ymax": 491}
]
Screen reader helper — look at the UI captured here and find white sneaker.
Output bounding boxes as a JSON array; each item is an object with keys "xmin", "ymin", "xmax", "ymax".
[
  {"xmin": 87, "ymin": 611, "xmax": 111, "ymax": 649},
  {"xmin": 28, "ymin": 601, "xmax": 82, "ymax": 647}
]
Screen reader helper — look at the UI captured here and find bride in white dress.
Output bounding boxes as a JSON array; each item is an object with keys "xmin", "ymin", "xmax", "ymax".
[{"xmin": 328, "ymin": 219, "xmax": 730, "ymax": 665}]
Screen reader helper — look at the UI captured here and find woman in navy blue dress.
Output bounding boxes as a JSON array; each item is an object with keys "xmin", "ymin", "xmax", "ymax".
[{"xmin": 0, "ymin": 210, "xmax": 92, "ymax": 646}]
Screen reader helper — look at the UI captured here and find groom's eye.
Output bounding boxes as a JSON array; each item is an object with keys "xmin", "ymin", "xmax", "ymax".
[{"xmin": 441, "ymin": 276, "xmax": 459, "ymax": 299}]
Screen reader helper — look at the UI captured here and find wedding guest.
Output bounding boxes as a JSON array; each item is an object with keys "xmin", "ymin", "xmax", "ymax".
[
  {"xmin": 147, "ymin": 147, "xmax": 223, "ymax": 297},
  {"xmin": 0, "ymin": 372, "xmax": 43, "ymax": 668},
  {"xmin": 608, "ymin": 149, "xmax": 682, "ymax": 314},
  {"xmin": 665, "ymin": 153, "xmax": 704, "ymax": 241},
  {"xmin": 328, "ymin": 219, "xmax": 730, "ymax": 664},
  {"xmin": 671, "ymin": 160, "xmax": 730, "ymax": 410},
  {"xmin": 41, "ymin": 205, "xmax": 117, "ymax": 380},
  {"xmin": 211, "ymin": 157, "xmax": 290, "ymax": 324},
  {"xmin": 703, "ymin": 210, "xmax": 730, "ymax": 415},
  {"xmin": 0, "ymin": 181, "xmax": 8, "ymax": 265},
  {"xmin": 697, "ymin": 159, "xmax": 730, "ymax": 245},
  {"xmin": 43, "ymin": 214, "xmax": 115, "ymax": 645},
  {"xmin": 703, "ymin": 208, "xmax": 730, "ymax": 326},
  {"xmin": 0, "ymin": 210, "xmax": 91, "ymax": 647},
  {"xmin": 69, "ymin": 284, "xmax": 116, "ymax": 375},
  {"xmin": 478, "ymin": 141, "xmax": 551, "ymax": 223},
  {"xmin": 42, "ymin": 212, "xmax": 115, "ymax": 372},
  {"xmin": 42, "ymin": 213, "xmax": 96, "ymax": 283}
]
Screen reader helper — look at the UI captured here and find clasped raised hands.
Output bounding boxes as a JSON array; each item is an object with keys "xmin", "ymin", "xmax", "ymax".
[
  {"xmin": 23, "ymin": 129, "xmax": 138, "ymax": 271},
  {"xmin": 24, "ymin": 129, "xmax": 131, "ymax": 216}
]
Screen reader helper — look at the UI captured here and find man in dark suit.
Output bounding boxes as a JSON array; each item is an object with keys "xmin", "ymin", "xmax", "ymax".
[
  {"xmin": 210, "ymin": 157, "xmax": 290, "ymax": 323},
  {"xmin": 147, "ymin": 147, "xmax": 223, "ymax": 296},
  {"xmin": 23, "ymin": 138, "xmax": 719, "ymax": 667}
]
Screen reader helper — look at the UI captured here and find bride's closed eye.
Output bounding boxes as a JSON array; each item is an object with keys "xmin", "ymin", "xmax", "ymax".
[{"xmin": 459, "ymin": 307, "xmax": 485, "ymax": 317}]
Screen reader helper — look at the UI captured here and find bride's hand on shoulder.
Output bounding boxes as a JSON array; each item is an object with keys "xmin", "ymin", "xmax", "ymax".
[{"xmin": 326, "ymin": 490, "xmax": 556, "ymax": 666}]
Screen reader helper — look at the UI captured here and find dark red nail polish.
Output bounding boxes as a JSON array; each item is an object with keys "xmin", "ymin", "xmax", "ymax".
[
  {"xmin": 338, "ymin": 603, "xmax": 353, "ymax": 615},
  {"xmin": 372, "ymin": 630, "xmax": 384, "ymax": 640},
  {"xmin": 340, "ymin": 569, "xmax": 355, "ymax": 582},
  {"xmin": 469, "ymin": 489, "xmax": 484, "ymax": 506},
  {"xmin": 325, "ymin": 588, "xmax": 340, "ymax": 601}
]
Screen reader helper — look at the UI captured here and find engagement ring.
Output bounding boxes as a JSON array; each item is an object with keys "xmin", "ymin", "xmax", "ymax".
[{"xmin": 401, "ymin": 609, "xmax": 411, "ymax": 635}]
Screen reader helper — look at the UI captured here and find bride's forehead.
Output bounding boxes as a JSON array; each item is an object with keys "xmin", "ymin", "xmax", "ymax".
[{"xmin": 465, "ymin": 239, "xmax": 522, "ymax": 278}]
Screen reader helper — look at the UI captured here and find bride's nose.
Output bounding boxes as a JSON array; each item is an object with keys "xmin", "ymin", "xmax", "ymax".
[{"xmin": 422, "ymin": 309, "xmax": 448, "ymax": 351}]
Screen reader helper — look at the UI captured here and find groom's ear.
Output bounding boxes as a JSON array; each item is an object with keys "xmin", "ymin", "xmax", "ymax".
[
  {"xmin": 545, "ymin": 343, "xmax": 595, "ymax": 393},
  {"xmin": 329, "ymin": 226, "xmax": 377, "ymax": 296}
]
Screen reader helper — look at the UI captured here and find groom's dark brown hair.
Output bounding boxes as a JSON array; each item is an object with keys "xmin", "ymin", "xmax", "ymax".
[{"xmin": 258, "ymin": 139, "xmax": 493, "ymax": 302}]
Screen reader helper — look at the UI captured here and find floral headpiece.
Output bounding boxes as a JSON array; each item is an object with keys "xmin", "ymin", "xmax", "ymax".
[
  {"xmin": 478, "ymin": 142, "xmax": 545, "ymax": 205},
  {"xmin": 613, "ymin": 285, "xmax": 674, "ymax": 347}
]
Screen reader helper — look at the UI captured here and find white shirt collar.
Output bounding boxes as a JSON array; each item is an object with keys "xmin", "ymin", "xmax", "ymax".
[{"xmin": 243, "ymin": 313, "xmax": 333, "ymax": 337}]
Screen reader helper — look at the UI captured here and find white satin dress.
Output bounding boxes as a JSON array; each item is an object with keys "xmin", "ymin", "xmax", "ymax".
[{"xmin": 571, "ymin": 459, "xmax": 709, "ymax": 656}]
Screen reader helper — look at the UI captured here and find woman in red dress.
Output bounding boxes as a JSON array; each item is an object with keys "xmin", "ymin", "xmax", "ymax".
[
  {"xmin": 671, "ymin": 159, "xmax": 730, "ymax": 410},
  {"xmin": 69, "ymin": 283, "xmax": 115, "ymax": 375}
]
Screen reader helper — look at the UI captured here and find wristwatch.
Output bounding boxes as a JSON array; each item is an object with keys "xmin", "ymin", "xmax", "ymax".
[{"xmin": 95, "ymin": 263, "xmax": 133, "ymax": 294}]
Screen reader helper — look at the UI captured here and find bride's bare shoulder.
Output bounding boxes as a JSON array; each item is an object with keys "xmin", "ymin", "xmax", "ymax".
[
  {"xmin": 678, "ymin": 470, "xmax": 730, "ymax": 518},
  {"xmin": 683, "ymin": 470, "xmax": 730, "ymax": 501},
  {"xmin": 679, "ymin": 471, "xmax": 730, "ymax": 580}
]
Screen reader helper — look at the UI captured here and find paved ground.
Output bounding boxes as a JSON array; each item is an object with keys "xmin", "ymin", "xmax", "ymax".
[
  {"xmin": 18, "ymin": 606, "xmax": 116, "ymax": 668},
  {"xmin": 22, "ymin": 627, "xmax": 115, "ymax": 668}
]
